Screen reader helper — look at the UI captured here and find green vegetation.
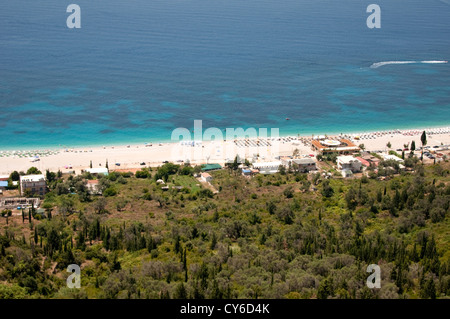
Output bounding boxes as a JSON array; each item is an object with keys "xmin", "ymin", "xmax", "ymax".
[{"xmin": 0, "ymin": 161, "xmax": 449, "ymax": 299}]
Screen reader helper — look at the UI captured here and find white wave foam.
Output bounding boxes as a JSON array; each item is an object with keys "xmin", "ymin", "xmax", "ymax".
[{"xmin": 370, "ymin": 60, "xmax": 448, "ymax": 69}]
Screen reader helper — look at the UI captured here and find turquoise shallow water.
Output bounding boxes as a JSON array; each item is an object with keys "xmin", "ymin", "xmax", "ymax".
[{"xmin": 0, "ymin": 0, "xmax": 449, "ymax": 150}]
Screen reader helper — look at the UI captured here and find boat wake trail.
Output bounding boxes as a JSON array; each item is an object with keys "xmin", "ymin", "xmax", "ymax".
[{"xmin": 370, "ymin": 60, "xmax": 448, "ymax": 69}]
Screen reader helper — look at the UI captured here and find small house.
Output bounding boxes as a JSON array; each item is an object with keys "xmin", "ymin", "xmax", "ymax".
[
  {"xmin": 337, "ymin": 156, "xmax": 362, "ymax": 173},
  {"xmin": 200, "ymin": 172, "xmax": 213, "ymax": 183}
]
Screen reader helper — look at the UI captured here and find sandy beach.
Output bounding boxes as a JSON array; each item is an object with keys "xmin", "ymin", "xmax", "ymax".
[{"xmin": 1, "ymin": 126, "xmax": 449, "ymax": 175}]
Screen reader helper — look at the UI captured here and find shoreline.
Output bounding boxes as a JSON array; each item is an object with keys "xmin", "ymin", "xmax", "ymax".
[
  {"xmin": 1, "ymin": 122, "xmax": 450, "ymax": 152},
  {"xmin": 1, "ymin": 124, "xmax": 449, "ymax": 175}
]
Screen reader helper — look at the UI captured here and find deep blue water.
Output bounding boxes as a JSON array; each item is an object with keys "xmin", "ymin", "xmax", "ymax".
[{"xmin": 0, "ymin": 0, "xmax": 449, "ymax": 149}]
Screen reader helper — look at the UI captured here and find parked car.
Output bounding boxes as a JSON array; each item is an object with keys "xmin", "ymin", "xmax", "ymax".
[
  {"xmin": 115, "ymin": 163, "xmax": 121, "ymax": 166},
  {"xmin": 140, "ymin": 162, "xmax": 146, "ymax": 165}
]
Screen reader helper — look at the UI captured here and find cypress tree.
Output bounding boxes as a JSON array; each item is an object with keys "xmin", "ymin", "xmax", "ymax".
[
  {"xmin": 174, "ymin": 235, "xmax": 181, "ymax": 254},
  {"xmin": 210, "ymin": 232, "xmax": 217, "ymax": 250},
  {"xmin": 421, "ymin": 131, "xmax": 427, "ymax": 161},
  {"xmin": 147, "ymin": 235, "xmax": 153, "ymax": 253},
  {"xmin": 377, "ymin": 188, "xmax": 382, "ymax": 202}
]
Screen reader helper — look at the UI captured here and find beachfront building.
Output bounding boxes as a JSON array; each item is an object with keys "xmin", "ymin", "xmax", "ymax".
[
  {"xmin": 20, "ymin": 174, "xmax": 46, "ymax": 197},
  {"xmin": 337, "ymin": 156, "xmax": 362, "ymax": 173},
  {"xmin": 382, "ymin": 154, "xmax": 404, "ymax": 163},
  {"xmin": 252, "ymin": 161, "xmax": 282, "ymax": 174},
  {"xmin": 200, "ymin": 172, "xmax": 213, "ymax": 183},
  {"xmin": 201, "ymin": 164, "xmax": 222, "ymax": 172},
  {"xmin": 311, "ymin": 138, "xmax": 359, "ymax": 155},
  {"xmin": 292, "ymin": 158, "xmax": 317, "ymax": 172},
  {"xmin": 85, "ymin": 167, "xmax": 109, "ymax": 176}
]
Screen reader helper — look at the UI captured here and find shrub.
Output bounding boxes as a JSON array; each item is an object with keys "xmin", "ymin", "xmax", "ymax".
[
  {"xmin": 430, "ymin": 207, "xmax": 446, "ymax": 223},
  {"xmin": 103, "ymin": 187, "xmax": 117, "ymax": 197},
  {"xmin": 283, "ymin": 187, "xmax": 294, "ymax": 198},
  {"xmin": 135, "ymin": 170, "xmax": 150, "ymax": 179}
]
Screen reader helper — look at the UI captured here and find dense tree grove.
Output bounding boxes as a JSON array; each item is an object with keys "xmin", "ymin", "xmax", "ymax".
[{"xmin": 0, "ymin": 161, "xmax": 449, "ymax": 299}]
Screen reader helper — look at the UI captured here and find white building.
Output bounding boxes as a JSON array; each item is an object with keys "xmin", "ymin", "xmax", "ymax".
[
  {"xmin": 382, "ymin": 154, "xmax": 404, "ymax": 163},
  {"xmin": 252, "ymin": 161, "xmax": 282, "ymax": 174},
  {"xmin": 85, "ymin": 167, "xmax": 109, "ymax": 176},
  {"xmin": 20, "ymin": 174, "xmax": 46, "ymax": 196},
  {"xmin": 337, "ymin": 156, "xmax": 362, "ymax": 173},
  {"xmin": 200, "ymin": 172, "xmax": 213, "ymax": 183}
]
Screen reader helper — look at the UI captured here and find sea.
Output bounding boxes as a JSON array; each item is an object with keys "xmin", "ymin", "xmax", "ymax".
[{"xmin": 0, "ymin": 0, "xmax": 449, "ymax": 150}]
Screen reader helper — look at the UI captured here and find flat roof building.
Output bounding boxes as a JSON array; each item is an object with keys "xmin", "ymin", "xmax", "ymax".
[
  {"xmin": 291, "ymin": 158, "xmax": 317, "ymax": 172},
  {"xmin": 311, "ymin": 139, "xmax": 359, "ymax": 155},
  {"xmin": 85, "ymin": 167, "xmax": 109, "ymax": 175},
  {"xmin": 337, "ymin": 156, "xmax": 362, "ymax": 173},
  {"xmin": 252, "ymin": 161, "xmax": 282, "ymax": 174},
  {"xmin": 20, "ymin": 174, "xmax": 46, "ymax": 197}
]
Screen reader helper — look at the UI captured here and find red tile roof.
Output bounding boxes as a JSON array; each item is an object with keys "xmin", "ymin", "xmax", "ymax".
[{"xmin": 356, "ymin": 157, "xmax": 370, "ymax": 167}]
